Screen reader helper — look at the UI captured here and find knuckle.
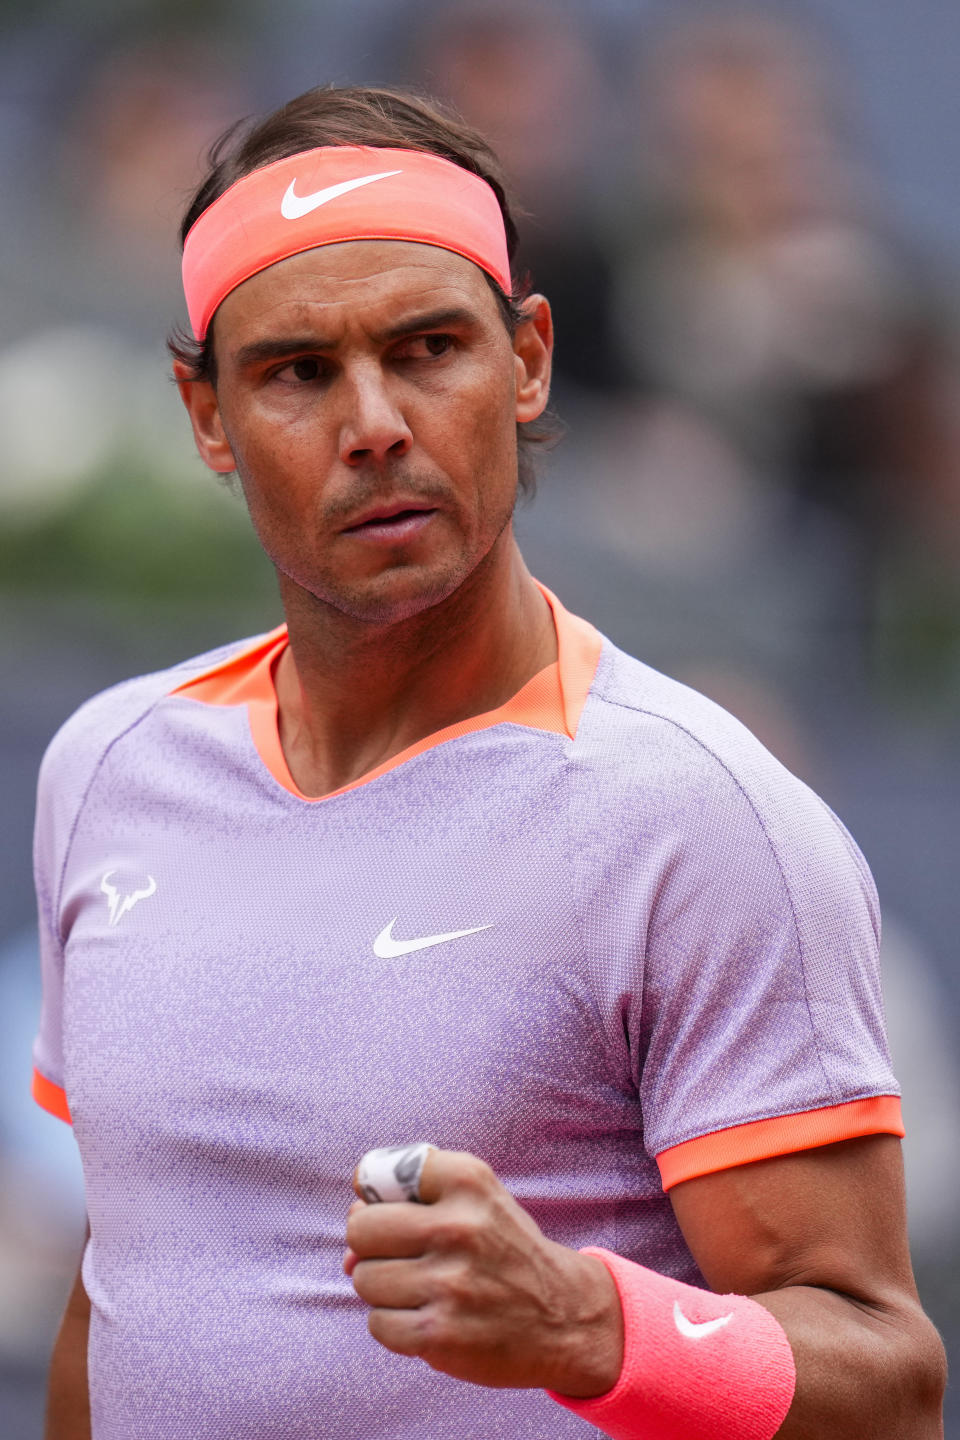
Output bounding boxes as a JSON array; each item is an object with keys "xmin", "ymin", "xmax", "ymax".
[
  {"xmin": 367, "ymin": 1308, "xmax": 411, "ymax": 1355},
  {"xmin": 368, "ymin": 1305, "xmax": 431, "ymax": 1358},
  {"xmin": 412, "ymin": 1308, "xmax": 448, "ymax": 1363},
  {"xmin": 440, "ymin": 1259, "xmax": 476, "ymax": 1307},
  {"xmin": 457, "ymin": 1152, "xmax": 494, "ymax": 1192},
  {"xmin": 433, "ymin": 1208, "xmax": 482, "ymax": 1252}
]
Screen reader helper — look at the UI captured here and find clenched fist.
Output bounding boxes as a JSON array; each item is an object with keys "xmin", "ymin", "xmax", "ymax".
[{"xmin": 344, "ymin": 1146, "xmax": 623, "ymax": 1396}]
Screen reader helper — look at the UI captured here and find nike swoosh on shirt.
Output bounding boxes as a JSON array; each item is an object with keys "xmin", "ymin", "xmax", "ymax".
[
  {"xmin": 280, "ymin": 170, "xmax": 403, "ymax": 220},
  {"xmin": 673, "ymin": 1301, "xmax": 734, "ymax": 1340},
  {"xmin": 373, "ymin": 918, "xmax": 493, "ymax": 958}
]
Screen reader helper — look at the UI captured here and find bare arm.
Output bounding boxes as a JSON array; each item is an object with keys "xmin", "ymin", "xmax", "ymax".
[
  {"xmin": 45, "ymin": 1226, "xmax": 90, "ymax": 1440},
  {"xmin": 347, "ymin": 1137, "xmax": 946, "ymax": 1437},
  {"xmin": 669, "ymin": 1135, "xmax": 946, "ymax": 1438}
]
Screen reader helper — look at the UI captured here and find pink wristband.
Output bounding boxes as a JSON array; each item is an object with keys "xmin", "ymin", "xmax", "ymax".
[{"xmin": 548, "ymin": 1248, "xmax": 796, "ymax": 1440}]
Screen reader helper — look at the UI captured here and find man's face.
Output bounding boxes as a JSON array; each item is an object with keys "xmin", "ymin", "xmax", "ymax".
[{"xmin": 179, "ymin": 240, "xmax": 551, "ymax": 625}]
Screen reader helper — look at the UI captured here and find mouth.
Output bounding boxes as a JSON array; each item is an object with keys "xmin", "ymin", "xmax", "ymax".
[{"xmin": 341, "ymin": 503, "xmax": 438, "ymax": 542}]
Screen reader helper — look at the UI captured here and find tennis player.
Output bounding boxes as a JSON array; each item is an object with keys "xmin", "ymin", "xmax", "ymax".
[{"xmin": 34, "ymin": 85, "xmax": 944, "ymax": 1438}]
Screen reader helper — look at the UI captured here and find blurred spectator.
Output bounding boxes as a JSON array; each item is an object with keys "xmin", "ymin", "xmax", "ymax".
[
  {"xmin": 670, "ymin": 662, "xmax": 960, "ymax": 1260},
  {"xmin": 411, "ymin": 0, "xmax": 630, "ymax": 394},
  {"xmin": 610, "ymin": 6, "xmax": 960, "ymax": 684},
  {"xmin": 57, "ymin": 36, "xmax": 252, "ymax": 336}
]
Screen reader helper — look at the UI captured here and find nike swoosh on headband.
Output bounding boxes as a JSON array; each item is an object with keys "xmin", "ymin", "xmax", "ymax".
[
  {"xmin": 280, "ymin": 169, "xmax": 403, "ymax": 220},
  {"xmin": 373, "ymin": 918, "xmax": 493, "ymax": 958}
]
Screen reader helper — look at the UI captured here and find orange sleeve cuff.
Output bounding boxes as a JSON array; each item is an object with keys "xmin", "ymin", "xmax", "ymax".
[
  {"xmin": 656, "ymin": 1094, "xmax": 903, "ymax": 1191},
  {"xmin": 32, "ymin": 1067, "xmax": 73, "ymax": 1124}
]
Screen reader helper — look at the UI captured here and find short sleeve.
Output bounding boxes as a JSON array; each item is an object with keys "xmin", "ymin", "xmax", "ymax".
[
  {"xmin": 31, "ymin": 736, "xmax": 74, "ymax": 1124},
  {"xmin": 32, "ymin": 926, "xmax": 71, "ymax": 1120},
  {"xmin": 26, "ymin": 654, "xmax": 260, "ymax": 1129},
  {"xmin": 634, "ymin": 748, "xmax": 902, "ymax": 1190}
]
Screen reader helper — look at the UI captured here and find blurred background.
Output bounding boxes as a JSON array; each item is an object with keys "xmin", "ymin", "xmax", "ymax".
[{"xmin": 1, "ymin": 0, "xmax": 958, "ymax": 1432}]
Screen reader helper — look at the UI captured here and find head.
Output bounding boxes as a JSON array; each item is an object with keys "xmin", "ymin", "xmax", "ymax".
[
  {"xmin": 635, "ymin": 9, "xmax": 852, "ymax": 233},
  {"xmin": 170, "ymin": 85, "xmax": 557, "ymax": 625}
]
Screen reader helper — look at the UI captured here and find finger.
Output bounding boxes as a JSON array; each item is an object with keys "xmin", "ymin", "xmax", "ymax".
[
  {"xmin": 367, "ymin": 1305, "xmax": 431, "ymax": 1358},
  {"xmin": 351, "ymin": 1257, "xmax": 432, "ymax": 1310},
  {"xmin": 413, "ymin": 1145, "xmax": 444, "ymax": 1204},
  {"xmin": 343, "ymin": 1247, "xmax": 358, "ymax": 1276},
  {"xmin": 415, "ymin": 1147, "xmax": 494, "ymax": 1205},
  {"xmin": 346, "ymin": 1197, "xmax": 434, "ymax": 1259},
  {"xmin": 354, "ymin": 1143, "xmax": 434, "ymax": 1203}
]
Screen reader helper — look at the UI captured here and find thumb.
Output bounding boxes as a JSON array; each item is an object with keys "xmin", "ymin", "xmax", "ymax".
[
  {"xmin": 411, "ymin": 1146, "xmax": 491, "ymax": 1204},
  {"xmin": 353, "ymin": 1142, "xmax": 436, "ymax": 1203},
  {"xmin": 354, "ymin": 1145, "xmax": 496, "ymax": 1205}
]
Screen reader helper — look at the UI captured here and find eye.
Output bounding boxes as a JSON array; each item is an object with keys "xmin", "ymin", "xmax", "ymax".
[
  {"xmin": 271, "ymin": 355, "xmax": 328, "ymax": 385},
  {"xmin": 289, "ymin": 357, "xmax": 321, "ymax": 381},
  {"xmin": 398, "ymin": 334, "xmax": 454, "ymax": 360}
]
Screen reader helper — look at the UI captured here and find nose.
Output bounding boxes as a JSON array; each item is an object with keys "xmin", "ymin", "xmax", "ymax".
[{"xmin": 338, "ymin": 364, "xmax": 413, "ymax": 467}]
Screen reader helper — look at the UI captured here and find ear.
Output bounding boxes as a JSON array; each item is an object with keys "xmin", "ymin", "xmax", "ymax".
[
  {"xmin": 172, "ymin": 359, "xmax": 236, "ymax": 474},
  {"xmin": 513, "ymin": 295, "xmax": 553, "ymax": 424}
]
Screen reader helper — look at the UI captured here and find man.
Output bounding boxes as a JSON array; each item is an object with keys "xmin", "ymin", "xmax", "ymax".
[{"xmin": 33, "ymin": 85, "xmax": 944, "ymax": 1439}]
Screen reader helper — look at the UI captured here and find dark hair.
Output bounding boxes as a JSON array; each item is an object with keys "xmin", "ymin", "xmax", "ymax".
[{"xmin": 169, "ymin": 84, "xmax": 561, "ymax": 496}]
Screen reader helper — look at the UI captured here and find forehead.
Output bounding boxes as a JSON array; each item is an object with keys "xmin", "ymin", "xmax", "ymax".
[{"xmin": 214, "ymin": 239, "xmax": 500, "ymax": 342}]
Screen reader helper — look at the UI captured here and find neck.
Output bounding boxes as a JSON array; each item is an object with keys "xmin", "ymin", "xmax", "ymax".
[{"xmin": 273, "ymin": 530, "xmax": 557, "ymax": 798}]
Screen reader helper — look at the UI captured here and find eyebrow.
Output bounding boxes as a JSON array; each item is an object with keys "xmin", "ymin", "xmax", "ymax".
[{"xmin": 231, "ymin": 306, "xmax": 479, "ymax": 371}]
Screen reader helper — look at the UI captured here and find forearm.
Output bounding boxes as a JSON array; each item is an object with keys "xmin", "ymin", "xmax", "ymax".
[
  {"xmin": 347, "ymin": 1142, "xmax": 945, "ymax": 1436},
  {"xmin": 549, "ymin": 1251, "xmax": 945, "ymax": 1440},
  {"xmin": 45, "ymin": 1261, "xmax": 91, "ymax": 1440},
  {"xmin": 757, "ymin": 1282, "xmax": 945, "ymax": 1439}
]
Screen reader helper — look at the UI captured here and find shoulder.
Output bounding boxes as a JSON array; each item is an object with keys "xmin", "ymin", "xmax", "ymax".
[
  {"xmin": 41, "ymin": 635, "xmax": 257, "ymax": 775},
  {"xmin": 36, "ymin": 633, "xmax": 267, "ymax": 845},
  {"xmin": 579, "ymin": 641, "xmax": 876, "ymax": 917},
  {"xmin": 581, "ymin": 640, "xmax": 806, "ymax": 809}
]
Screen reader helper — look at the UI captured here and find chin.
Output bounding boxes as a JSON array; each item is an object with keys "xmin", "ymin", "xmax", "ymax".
[{"xmin": 310, "ymin": 560, "xmax": 474, "ymax": 626}]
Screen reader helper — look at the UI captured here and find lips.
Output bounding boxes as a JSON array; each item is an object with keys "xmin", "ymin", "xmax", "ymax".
[{"xmin": 342, "ymin": 501, "xmax": 437, "ymax": 533}]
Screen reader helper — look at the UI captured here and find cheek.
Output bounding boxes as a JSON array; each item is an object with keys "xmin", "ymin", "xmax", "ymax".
[
  {"xmin": 232, "ymin": 451, "xmax": 317, "ymax": 563},
  {"xmin": 450, "ymin": 367, "xmax": 518, "ymax": 469},
  {"xmin": 231, "ymin": 421, "xmax": 323, "ymax": 518},
  {"xmin": 222, "ymin": 382, "xmax": 325, "ymax": 467},
  {"xmin": 469, "ymin": 380, "xmax": 522, "ymax": 496},
  {"xmin": 240, "ymin": 412, "xmax": 306, "ymax": 471}
]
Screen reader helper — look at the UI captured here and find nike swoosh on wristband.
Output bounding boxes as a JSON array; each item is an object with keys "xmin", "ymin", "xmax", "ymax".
[
  {"xmin": 373, "ymin": 918, "xmax": 493, "ymax": 958},
  {"xmin": 280, "ymin": 170, "xmax": 403, "ymax": 220},
  {"xmin": 672, "ymin": 1302, "xmax": 734, "ymax": 1340}
]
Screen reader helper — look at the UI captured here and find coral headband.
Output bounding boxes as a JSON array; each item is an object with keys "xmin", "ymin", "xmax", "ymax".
[{"xmin": 182, "ymin": 145, "xmax": 512, "ymax": 339}]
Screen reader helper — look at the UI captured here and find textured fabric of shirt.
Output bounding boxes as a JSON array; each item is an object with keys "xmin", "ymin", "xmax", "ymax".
[{"xmin": 32, "ymin": 593, "xmax": 899, "ymax": 1439}]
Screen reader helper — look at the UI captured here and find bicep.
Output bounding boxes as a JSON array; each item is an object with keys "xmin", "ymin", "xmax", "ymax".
[
  {"xmin": 668, "ymin": 1134, "xmax": 917, "ymax": 1306},
  {"xmin": 668, "ymin": 1140, "xmax": 946, "ymax": 1437}
]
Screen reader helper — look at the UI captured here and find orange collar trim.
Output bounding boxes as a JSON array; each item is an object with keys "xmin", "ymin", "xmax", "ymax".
[{"xmin": 171, "ymin": 584, "xmax": 602, "ymax": 802}]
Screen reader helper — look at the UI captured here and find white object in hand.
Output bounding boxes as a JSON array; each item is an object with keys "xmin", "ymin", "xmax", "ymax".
[{"xmin": 356, "ymin": 1143, "xmax": 434, "ymax": 1203}]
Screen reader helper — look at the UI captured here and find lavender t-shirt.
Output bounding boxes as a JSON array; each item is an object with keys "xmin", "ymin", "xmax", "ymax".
[{"xmin": 33, "ymin": 598, "xmax": 898, "ymax": 1438}]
